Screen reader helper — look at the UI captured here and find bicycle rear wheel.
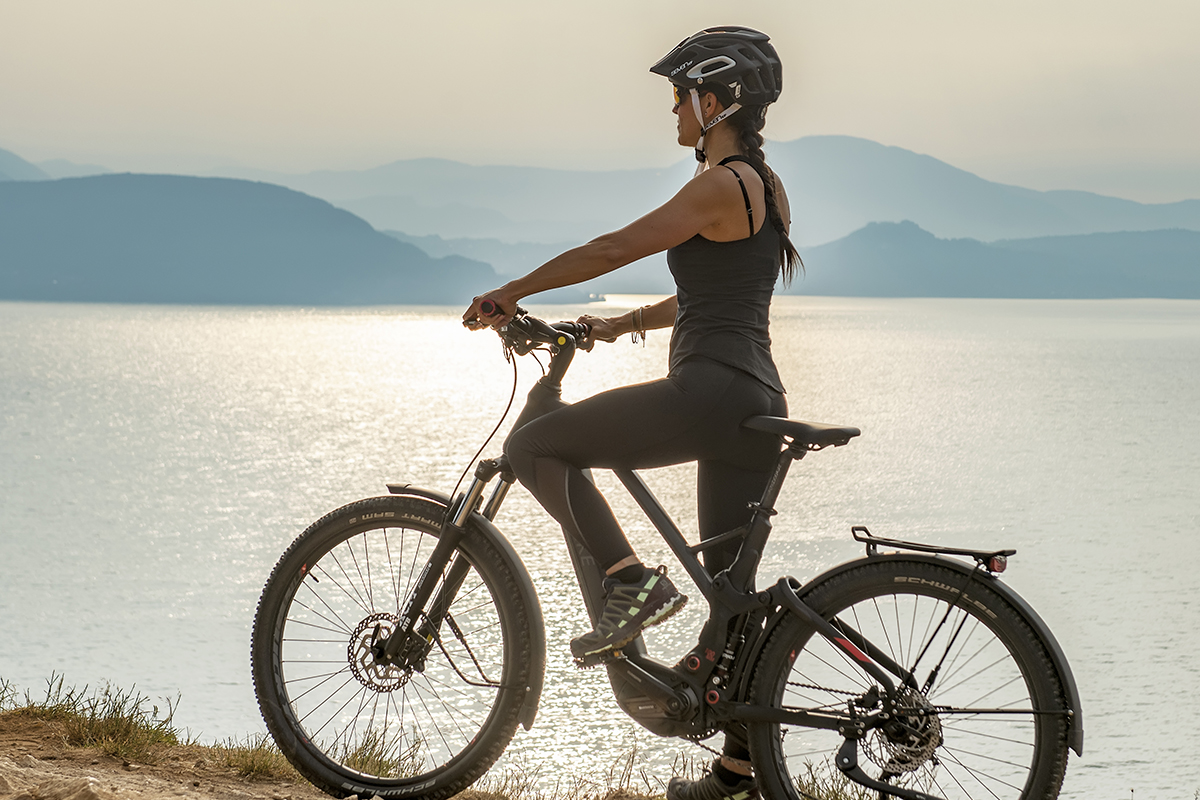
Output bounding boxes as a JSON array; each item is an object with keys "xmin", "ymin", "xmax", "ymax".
[
  {"xmin": 252, "ymin": 494, "xmax": 539, "ymax": 799},
  {"xmin": 748, "ymin": 558, "xmax": 1070, "ymax": 800}
]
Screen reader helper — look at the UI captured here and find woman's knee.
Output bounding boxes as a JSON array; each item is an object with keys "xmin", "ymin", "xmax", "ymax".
[{"xmin": 503, "ymin": 425, "xmax": 538, "ymax": 486}]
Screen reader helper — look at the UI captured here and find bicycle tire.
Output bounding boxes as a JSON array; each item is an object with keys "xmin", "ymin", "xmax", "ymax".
[
  {"xmin": 252, "ymin": 494, "xmax": 538, "ymax": 799},
  {"xmin": 747, "ymin": 558, "xmax": 1070, "ymax": 800}
]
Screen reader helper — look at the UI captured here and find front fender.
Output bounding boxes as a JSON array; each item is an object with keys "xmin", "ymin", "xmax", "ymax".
[
  {"xmin": 789, "ymin": 552, "xmax": 1084, "ymax": 756},
  {"xmin": 387, "ymin": 484, "xmax": 547, "ymax": 731}
]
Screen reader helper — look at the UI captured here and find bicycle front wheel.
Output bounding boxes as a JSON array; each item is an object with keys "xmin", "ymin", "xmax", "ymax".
[
  {"xmin": 252, "ymin": 494, "xmax": 539, "ymax": 799},
  {"xmin": 748, "ymin": 558, "xmax": 1069, "ymax": 800}
]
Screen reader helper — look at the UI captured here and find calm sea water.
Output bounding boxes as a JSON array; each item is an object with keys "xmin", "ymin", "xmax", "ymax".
[{"xmin": 1, "ymin": 297, "xmax": 1197, "ymax": 798}]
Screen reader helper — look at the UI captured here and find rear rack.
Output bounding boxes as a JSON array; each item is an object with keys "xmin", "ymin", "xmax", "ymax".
[{"xmin": 852, "ymin": 526, "xmax": 1016, "ymax": 574}]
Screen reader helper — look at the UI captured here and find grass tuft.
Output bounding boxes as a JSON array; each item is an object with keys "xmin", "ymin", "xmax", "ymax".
[
  {"xmin": 1, "ymin": 675, "xmax": 873, "ymax": 799},
  {"xmin": 2, "ymin": 674, "xmax": 180, "ymax": 762},
  {"xmin": 208, "ymin": 733, "xmax": 303, "ymax": 781},
  {"xmin": 338, "ymin": 725, "xmax": 424, "ymax": 778}
]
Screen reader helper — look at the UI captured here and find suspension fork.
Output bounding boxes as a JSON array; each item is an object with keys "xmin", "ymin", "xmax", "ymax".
[{"xmin": 380, "ymin": 459, "xmax": 512, "ymax": 664}]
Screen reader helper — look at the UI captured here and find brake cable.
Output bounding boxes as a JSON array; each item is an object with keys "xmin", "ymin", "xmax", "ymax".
[{"xmin": 446, "ymin": 340, "xmax": 520, "ymax": 504}]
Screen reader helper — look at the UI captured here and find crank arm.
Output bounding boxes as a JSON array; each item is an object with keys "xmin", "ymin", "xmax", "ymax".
[{"xmin": 836, "ymin": 738, "xmax": 945, "ymax": 800}]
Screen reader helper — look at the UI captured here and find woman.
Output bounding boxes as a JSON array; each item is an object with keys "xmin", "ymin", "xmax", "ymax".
[{"xmin": 463, "ymin": 27, "xmax": 800, "ymax": 799}]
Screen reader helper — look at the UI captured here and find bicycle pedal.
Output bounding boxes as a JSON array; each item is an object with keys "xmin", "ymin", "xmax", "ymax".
[{"xmin": 573, "ymin": 648, "xmax": 625, "ymax": 670}]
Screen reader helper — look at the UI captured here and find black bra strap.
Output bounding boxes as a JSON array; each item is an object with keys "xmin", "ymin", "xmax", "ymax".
[
  {"xmin": 721, "ymin": 165, "xmax": 754, "ymax": 237},
  {"xmin": 718, "ymin": 155, "xmax": 759, "ymax": 237}
]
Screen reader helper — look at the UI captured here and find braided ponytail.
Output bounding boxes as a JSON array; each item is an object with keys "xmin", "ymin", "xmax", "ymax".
[{"xmin": 730, "ymin": 106, "xmax": 802, "ymax": 286}]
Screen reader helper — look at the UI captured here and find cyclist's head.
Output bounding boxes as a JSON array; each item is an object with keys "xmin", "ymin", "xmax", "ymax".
[{"xmin": 650, "ymin": 26, "xmax": 782, "ymax": 165}]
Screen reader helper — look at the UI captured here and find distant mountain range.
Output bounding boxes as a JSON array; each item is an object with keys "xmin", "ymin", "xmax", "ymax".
[
  {"xmin": 1, "ymin": 141, "xmax": 1198, "ymax": 303},
  {"xmin": 0, "ymin": 149, "xmax": 109, "ymax": 181},
  {"xmin": 210, "ymin": 136, "xmax": 1200, "ymax": 247},
  {"xmin": 387, "ymin": 224, "xmax": 1200, "ymax": 299},
  {"xmin": 790, "ymin": 222, "xmax": 1200, "ymax": 298},
  {"xmin": 0, "ymin": 174, "xmax": 494, "ymax": 304}
]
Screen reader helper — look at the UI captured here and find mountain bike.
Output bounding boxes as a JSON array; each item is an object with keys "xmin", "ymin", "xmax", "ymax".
[{"xmin": 251, "ymin": 307, "xmax": 1083, "ymax": 800}]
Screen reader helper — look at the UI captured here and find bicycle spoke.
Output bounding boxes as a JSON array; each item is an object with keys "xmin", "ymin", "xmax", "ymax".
[
  {"xmin": 312, "ymin": 560, "xmax": 371, "ymax": 621},
  {"xmin": 256, "ymin": 503, "xmax": 527, "ymax": 793},
  {"xmin": 753, "ymin": 561, "xmax": 1065, "ymax": 800},
  {"xmin": 383, "ymin": 527, "xmax": 401, "ymax": 616},
  {"xmin": 938, "ymin": 725, "xmax": 1036, "ymax": 748},
  {"xmin": 325, "ymin": 549, "xmax": 372, "ymax": 615},
  {"xmin": 938, "ymin": 746, "xmax": 1023, "ymax": 796}
]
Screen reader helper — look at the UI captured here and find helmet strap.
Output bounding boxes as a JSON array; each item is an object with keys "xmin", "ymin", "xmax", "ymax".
[{"xmin": 689, "ymin": 87, "xmax": 741, "ymax": 176}]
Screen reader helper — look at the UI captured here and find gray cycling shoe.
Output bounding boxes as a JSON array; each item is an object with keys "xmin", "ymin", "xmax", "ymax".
[
  {"xmin": 667, "ymin": 760, "xmax": 757, "ymax": 800},
  {"xmin": 569, "ymin": 565, "xmax": 686, "ymax": 663}
]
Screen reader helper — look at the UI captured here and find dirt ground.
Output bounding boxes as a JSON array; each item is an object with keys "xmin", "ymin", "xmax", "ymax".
[{"xmin": 0, "ymin": 714, "xmax": 329, "ymax": 800}]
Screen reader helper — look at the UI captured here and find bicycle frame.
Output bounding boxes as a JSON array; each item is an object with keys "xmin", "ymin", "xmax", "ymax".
[{"xmin": 376, "ymin": 312, "xmax": 1081, "ymax": 800}]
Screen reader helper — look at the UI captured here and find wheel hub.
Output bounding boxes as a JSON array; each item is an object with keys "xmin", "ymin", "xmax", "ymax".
[
  {"xmin": 867, "ymin": 689, "xmax": 943, "ymax": 774},
  {"xmin": 348, "ymin": 613, "xmax": 410, "ymax": 692}
]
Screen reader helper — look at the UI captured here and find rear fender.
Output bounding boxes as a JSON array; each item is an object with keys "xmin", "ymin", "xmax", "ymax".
[{"xmin": 387, "ymin": 484, "xmax": 546, "ymax": 731}]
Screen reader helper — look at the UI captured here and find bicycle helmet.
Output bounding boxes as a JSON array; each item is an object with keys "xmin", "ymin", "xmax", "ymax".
[{"xmin": 650, "ymin": 26, "xmax": 782, "ymax": 167}]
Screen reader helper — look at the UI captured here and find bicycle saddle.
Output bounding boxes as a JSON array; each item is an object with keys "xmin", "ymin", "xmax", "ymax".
[{"xmin": 742, "ymin": 416, "xmax": 861, "ymax": 448}]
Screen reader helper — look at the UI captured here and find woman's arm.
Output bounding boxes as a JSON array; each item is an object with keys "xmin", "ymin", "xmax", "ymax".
[
  {"xmin": 464, "ymin": 167, "xmax": 751, "ymax": 327},
  {"xmin": 579, "ymin": 296, "xmax": 677, "ymax": 347}
]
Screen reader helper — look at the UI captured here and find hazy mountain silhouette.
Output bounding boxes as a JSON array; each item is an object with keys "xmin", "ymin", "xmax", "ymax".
[
  {"xmin": 0, "ymin": 148, "xmax": 51, "ymax": 181},
  {"xmin": 37, "ymin": 158, "xmax": 112, "ymax": 179},
  {"xmin": 392, "ymin": 222, "xmax": 1200, "ymax": 299},
  {"xmin": 218, "ymin": 136, "xmax": 1200, "ymax": 247},
  {"xmin": 384, "ymin": 230, "xmax": 673, "ymax": 298},
  {"xmin": 222, "ymin": 158, "xmax": 694, "ymax": 244},
  {"xmin": 3, "ymin": 143, "xmax": 1198, "ymax": 304},
  {"xmin": 769, "ymin": 137, "xmax": 1200, "ymax": 245},
  {"xmin": 789, "ymin": 221, "xmax": 1200, "ymax": 298},
  {"xmin": 0, "ymin": 174, "xmax": 494, "ymax": 304}
]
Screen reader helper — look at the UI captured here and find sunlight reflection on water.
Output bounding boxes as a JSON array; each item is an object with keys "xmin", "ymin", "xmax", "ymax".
[{"xmin": 1, "ymin": 297, "xmax": 1198, "ymax": 799}]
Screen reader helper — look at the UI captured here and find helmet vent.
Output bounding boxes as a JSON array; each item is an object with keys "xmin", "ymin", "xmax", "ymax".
[{"xmin": 686, "ymin": 55, "xmax": 737, "ymax": 80}]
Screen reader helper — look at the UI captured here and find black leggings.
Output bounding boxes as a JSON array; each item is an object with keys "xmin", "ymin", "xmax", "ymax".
[{"xmin": 505, "ymin": 358, "xmax": 787, "ymax": 574}]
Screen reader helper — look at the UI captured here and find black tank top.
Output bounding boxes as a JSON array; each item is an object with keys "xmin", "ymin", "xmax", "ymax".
[{"xmin": 666, "ymin": 158, "xmax": 785, "ymax": 393}]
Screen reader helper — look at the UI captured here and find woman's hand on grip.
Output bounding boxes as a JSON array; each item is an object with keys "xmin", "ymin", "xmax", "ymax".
[
  {"xmin": 463, "ymin": 292, "xmax": 514, "ymax": 330},
  {"xmin": 577, "ymin": 314, "xmax": 621, "ymax": 351}
]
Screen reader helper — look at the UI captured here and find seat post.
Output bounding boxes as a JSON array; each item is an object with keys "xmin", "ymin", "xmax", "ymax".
[{"xmin": 727, "ymin": 441, "xmax": 804, "ymax": 590}]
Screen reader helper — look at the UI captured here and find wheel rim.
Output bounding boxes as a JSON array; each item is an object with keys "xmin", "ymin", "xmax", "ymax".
[
  {"xmin": 772, "ymin": 588, "xmax": 1044, "ymax": 800},
  {"xmin": 276, "ymin": 523, "xmax": 509, "ymax": 782}
]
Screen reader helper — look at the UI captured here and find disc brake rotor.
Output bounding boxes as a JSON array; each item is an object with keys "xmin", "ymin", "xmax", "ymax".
[
  {"xmin": 866, "ymin": 689, "xmax": 943, "ymax": 774},
  {"xmin": 348, "ymin": 613, "xmax": 409, "ymax": 692}
]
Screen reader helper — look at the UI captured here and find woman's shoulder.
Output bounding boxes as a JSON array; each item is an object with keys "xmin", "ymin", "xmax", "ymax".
[{"xmin": 772, "ymin": 172, "xmax": 791, "ymax": 230}]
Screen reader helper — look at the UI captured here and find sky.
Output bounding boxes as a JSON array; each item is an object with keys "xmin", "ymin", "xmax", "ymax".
[{"xmin": 2, "ymin": 0, "xmax": 1199, "ymax": 202}]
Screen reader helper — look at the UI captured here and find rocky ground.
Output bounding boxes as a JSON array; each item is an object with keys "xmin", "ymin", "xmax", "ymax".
[{"xmin": 0, "ymin": 715, "xmax": 328, "ymax": 800}]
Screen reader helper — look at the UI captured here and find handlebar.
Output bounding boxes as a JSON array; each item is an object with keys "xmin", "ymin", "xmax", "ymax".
[
  {"xmin": 464, "ymin": 301, "xmax": 591, "ymax": 357},
  {"xmin": 497, "ymin": 307, "xmax": 591, "ymax": 355}
]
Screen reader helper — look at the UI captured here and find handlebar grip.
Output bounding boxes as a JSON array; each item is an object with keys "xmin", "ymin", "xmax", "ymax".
[
  {"xmin": 552, "ymin": 321, "xmax": 592, "ymax": 340},
  {"xmin": 479, "ymin": 298, "xmax": 499, "ymax": 317}
]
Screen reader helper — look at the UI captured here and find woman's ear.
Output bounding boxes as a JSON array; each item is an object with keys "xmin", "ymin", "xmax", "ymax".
[{"xmin": 701, "ymin": 90, "xmax": 724, "ymax": 123}]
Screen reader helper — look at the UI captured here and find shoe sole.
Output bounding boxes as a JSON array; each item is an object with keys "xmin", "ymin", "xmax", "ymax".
[{"xmin": 572, "ymin": 593, "xmax": 688, "ymax": 660}]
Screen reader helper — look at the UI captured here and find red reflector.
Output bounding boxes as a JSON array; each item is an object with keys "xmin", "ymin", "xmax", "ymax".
[{"xmin": 988, "ymin": 555, "xmax": 1008, "ymax": 573}]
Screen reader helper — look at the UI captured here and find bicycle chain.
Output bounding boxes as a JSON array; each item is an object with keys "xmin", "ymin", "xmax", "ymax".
[{"xmin": 785, "ymin": 680, "xmax": 860, "ymax": 697}]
